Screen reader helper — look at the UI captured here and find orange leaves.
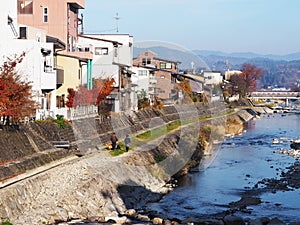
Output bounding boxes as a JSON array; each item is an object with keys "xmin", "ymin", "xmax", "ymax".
[
  {"xmin": 65, "ymin": 78, "xmax": 115, "ymax": 108},
  {"xmin": 0, "ymin": 52, "xmax": 36, "ymax": 122},
  {"xmin": 96, "ymin": 78, "xmax": 115, "ymax": 105}
]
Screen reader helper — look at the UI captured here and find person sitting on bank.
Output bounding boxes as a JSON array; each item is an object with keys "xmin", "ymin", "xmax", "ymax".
[
  {"xmin": 110, "ymin": 132, "xmax": 118, "ymax": 150},
  {"xmin": 125, "ymin": 134, "xmax": 131, "ymax": 152}
]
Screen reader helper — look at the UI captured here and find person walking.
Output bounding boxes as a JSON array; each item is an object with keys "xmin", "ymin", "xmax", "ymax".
[
  {"xmin": 110, "ymin": 132, "xmax": 118, "ymax": 150},
  {"xmin": 124, "ymin": 134, "xmax": 131, "ymax": 152}
]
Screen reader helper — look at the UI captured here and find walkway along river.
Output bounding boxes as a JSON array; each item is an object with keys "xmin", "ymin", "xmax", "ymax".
[{"xmin": 147, "ymin": 113, "xmax": 300, "ymax": 223}]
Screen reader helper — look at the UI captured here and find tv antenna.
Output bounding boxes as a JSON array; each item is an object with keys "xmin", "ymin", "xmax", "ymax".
[{"xmin": 114, "ymin": 12, "xmax": 121, "ymax": 32}]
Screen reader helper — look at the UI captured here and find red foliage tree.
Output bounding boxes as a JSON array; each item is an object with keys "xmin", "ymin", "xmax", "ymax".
[
  {"xmin": 65, "ymin": 88, "xmax": 76, "ymax": 108},
  {"xmin": 0, "ymin": 53, "xmax": 36, "ymax": 124},
  {"xmin": 96, "ymin": 78, "xmax": 115, "ymax": 105},
  {"xmin": 64, "ymin": 78, "xmax": 115, "ymax": 110},
  {"xmin": 229, "ymin": 63, "xmax": 263, "ymax": 97},
  {"xmin": 241, "ymin": 63, "xmax": 263, "ymax": 93}
]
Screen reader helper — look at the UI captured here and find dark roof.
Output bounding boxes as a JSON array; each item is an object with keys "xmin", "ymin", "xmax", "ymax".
[
  {"xmin": 46, "ymin": 35, "xmax": 66, "ymax": 50},
  {"xmin": 153, "ymin": 57, "xmax": 181, "ymax": 64},
  {"xmin": 56, "ymin": 53, "xmax": 88, "ymax": 62},
  {"xmin": 79, "ymin": 34, "xmax": 123, "ymax": 47}
]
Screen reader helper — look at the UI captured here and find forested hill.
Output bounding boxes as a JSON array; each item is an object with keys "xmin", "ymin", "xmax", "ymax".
[{"xmin": 194, "ymin": 51, "xmax": 300, "ymax": 89}]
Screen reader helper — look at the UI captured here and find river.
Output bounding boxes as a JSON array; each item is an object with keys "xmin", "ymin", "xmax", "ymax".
[{"xmin": 147, "ymin": 113, "xmax": 300, "ymax": 223}]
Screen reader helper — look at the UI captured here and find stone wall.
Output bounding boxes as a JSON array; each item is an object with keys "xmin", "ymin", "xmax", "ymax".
[
  {"xmin": 0, "ymin": 103, "xmax": 269, "ymax": 225},
  {"xmin": 0, "ymin": 126, "xmax": 203, "ymax": 225}
]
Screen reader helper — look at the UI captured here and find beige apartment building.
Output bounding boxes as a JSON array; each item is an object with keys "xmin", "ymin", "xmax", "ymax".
[
  {"xmin": 17, "ymin": 0, "xmax": 93, "ymax": 110},
  {"xmin": 18, "ymin": 0, "xmax": 84, "ymax": 51}
]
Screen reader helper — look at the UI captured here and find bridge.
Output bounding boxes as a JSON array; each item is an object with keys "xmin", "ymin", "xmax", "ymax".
[{"xmin": 249, "ymin": 91, "xmax": 300, "ymax": 106}]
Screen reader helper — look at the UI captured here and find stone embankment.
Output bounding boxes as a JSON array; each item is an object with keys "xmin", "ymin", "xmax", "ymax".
[{"xmin": 0, "ymin": 104, "xmax": 271, "ymax": 225}]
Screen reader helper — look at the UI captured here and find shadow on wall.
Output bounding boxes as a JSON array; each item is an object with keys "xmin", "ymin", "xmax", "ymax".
[{"xmin": 117, "ymin": 179, "xmax": 163, "ymax": 210}]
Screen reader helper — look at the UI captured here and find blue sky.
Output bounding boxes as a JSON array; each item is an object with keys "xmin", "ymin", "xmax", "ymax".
[{"xmin": 82, "ymin": 0, "xmax": 300, "ymax": 55}]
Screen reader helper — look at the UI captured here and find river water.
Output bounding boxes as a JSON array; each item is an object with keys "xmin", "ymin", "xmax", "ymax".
[{"xmin": 148, "ymin": 113, "xmax": 300, "ymax": 223}]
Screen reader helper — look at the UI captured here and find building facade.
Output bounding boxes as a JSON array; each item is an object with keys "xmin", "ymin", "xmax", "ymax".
[
  {"xmin": 78, "ymin": 34, "xmax": 134, "ymax": 112},
  {"xmin": 0, "ymin": 0, "xmax": 58, "ymax": 120},
  {"xmin": 17, "ymin": 0, "xmax": 94, "ymax": 119},
  {"xmin": 17, "ymin": 0, "xmax": 84, "ymax": 52},
  {"xmin": 133, "ymin": 50, "xmax": 180, "ymax": 105}
]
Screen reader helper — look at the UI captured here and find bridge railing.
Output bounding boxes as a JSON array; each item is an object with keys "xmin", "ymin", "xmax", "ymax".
[{"xmin": 250, "ymin": 91, "xmax": 300, "ymax": 98}]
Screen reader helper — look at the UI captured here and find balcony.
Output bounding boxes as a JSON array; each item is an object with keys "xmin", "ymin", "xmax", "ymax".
[{"xmin": 41, "ymin": 70, "xmax": 56, "ymax": 91}]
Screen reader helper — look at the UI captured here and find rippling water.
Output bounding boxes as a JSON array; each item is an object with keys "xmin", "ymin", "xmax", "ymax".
[{"xmin": 148, "ymin": 113, "xmax": 300, "ymax": 223}]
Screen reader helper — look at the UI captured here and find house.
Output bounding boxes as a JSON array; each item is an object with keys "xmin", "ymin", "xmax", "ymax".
[
  {"xmin": 225, "ymin": 70, "xmax": 242, "ymax": 81},
  {"xmin": 131, "ymin": 66, "xmax": 154, "ymax": 109},
  {"xmin": 202, "ymin": 71, "xmax": 223, "ymax": 86},
  {"xmin": 18, "ymin": 0, "xmax": 93, "ymax": 118},
  {"xmin": 0, "ymin": 1, "xmax": 59, "ymax": 120},
  {"xmin": 133, "ymin": 50, "xmax": 180, "ymax": 105},
  {"xmin": 78, "ymin": 34, "xmax": 134, "ymax": 112}
]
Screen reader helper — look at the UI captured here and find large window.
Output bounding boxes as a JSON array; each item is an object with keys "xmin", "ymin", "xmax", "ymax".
[
  {"xmin": 18, "ymin": 0, "xmax": 33, "ymax": 14},
  {"xmin": 95, "ymin": 47, "xmax": 108, "ymax": 55},
  {"xmin": 142, "ymin": 58, "xmax": 151, "ymax": 65}
]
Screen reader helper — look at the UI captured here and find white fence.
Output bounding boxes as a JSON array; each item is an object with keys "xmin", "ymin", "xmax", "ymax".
[{"xmin": 38, "ymin": 106, "xmax": 98, "ymax": 121}]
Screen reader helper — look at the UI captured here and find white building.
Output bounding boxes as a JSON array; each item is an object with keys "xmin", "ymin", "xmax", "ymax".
[
  {"xmin": 203, "ymin": 71, "xmax": 223, "ymax": 85},
  {"xmin": 0, "ymin": 1, "xmax": 57, "ymax": 120},
  {"xmin": 131, "ymin": 66, "xmax": 156, "ymax": 109},
  {"xmin": 78, "ymin": 34, "xmax": 134, "ymax": 112}
]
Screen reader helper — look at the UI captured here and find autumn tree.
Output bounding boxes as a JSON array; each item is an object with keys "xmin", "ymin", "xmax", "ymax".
[
  {"xmin": 96, "ymin": 78, "xmax": 115, "ymax": 105},
  {"xmin": 230, "ymin": 74, "xmax": 248, "ymax": 97},
  {"xmin": 178, "ymin": 80, "xmax": 194, "ymax": 103},
  {"xmin": 65, "ymin": 78, "xmax": 115, "ymax": 112},
  {"xmin": 0, "ymin": 53, "xmax": 36, "ymax": 124},
  {"xmin": 241, "ymin": 63, "xmax": 263, "ymax": 93},
  {"xmin": 230, "ymin": 63, "xmax": 263, "ymax": 97},
  {"xmin": 137, "ymin": 89, "xmax": 150, "ymax": 109},
  {"xmin": 65, "ymin": 88, "xmax": 76, "ymax": 108}
]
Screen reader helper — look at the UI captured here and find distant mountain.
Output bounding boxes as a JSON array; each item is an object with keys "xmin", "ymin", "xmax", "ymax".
[
  {"xmin": 133, "ymin": 45, "xmax": 300, "ymax": 88},
  {"xmin": 193, "ymin": 50, "xmax": 300, "ymax": 88},
  {"xmin": 193, "ymin": 50, "xmax": 300, "ymax": 61}
]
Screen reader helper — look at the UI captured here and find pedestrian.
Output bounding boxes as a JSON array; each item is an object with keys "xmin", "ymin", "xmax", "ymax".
[
  {"xmin": 124, "ymin": 134, "xmax": 131, "ymax": 152},
  {"xmin": 110, "ymin": 132, "xmax": 118, "ymax": 150}
]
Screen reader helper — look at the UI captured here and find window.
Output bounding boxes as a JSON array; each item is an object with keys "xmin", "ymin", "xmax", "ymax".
[
  {"xmin": 19, "ymin": 27, "xmax": 27, "ymax": 39},
  {"xmin": 138, "ymin": 70, "xmax": 147, "ymax": 76},
  {"xmin": 43, "ymin": 7, "xmax": 48, "ymax": 23},
  {"xmin": 18, "ymin": 0, "xmax": 33, "ymax": 14},
  {"xmin": 160, "ymin": 62, "xmax": 172, "ymax": 69},
  {"xmin": 166, "ymin": 63, "xmax": 172, "ymax": 69},
  {"xmin": 142, "ymin": 58, "xmax": 151, "ymax": 65},
  {"xmin": 95, "ymin": 47, "xmax": 108, "ymax": 55},
  {"xmin": 78, "ymin": 47, "xmax": 90, "ymax": 52},
  {"xmin": 160, "ymin": 75, "xmax": 165, "ymax": 79}
]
